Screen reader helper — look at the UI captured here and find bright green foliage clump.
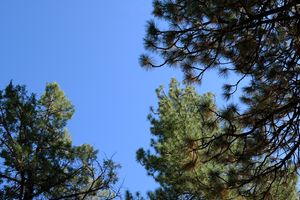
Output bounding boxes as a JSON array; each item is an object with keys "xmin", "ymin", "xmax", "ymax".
[
  {"xmin": 0, "ymin": 82, "xmax": 119, "ymax": 200},
  {"xmin": 135, "ymin": 79, "xmax": 298, "ymax": 200},
  {"xmin": 137, "ymin": 79, "xmax": 224, "ymax": 199}
]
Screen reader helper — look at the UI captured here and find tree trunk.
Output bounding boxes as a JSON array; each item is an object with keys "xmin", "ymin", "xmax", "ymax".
[{"xmin": 23, "ymin": 172, "xmax": 34, "ymax": 200}]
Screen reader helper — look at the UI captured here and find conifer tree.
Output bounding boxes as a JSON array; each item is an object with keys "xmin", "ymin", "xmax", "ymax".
[
  {"xmin": 0, "ymin": 82, "xmax": 119, "ymax": 200},
  {"xmin": 136, "ymin": 79, "xmax": 298, "ymax": 199},
  {"xmin": 140, "ymin": 0, "xmax": 300, "ymax": 195}
]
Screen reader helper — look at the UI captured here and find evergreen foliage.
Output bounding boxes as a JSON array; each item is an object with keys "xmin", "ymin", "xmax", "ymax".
[
  {"xmin": 140, "ymin": 0, "xmax": 300, "ymax": 196},
  {"xmin": 0, "ymin": 82, "xmax": 119, "ymax": 200},
  {"xmin": 135, "ymin": 79, "xmax": 298, "ymax": 199}
]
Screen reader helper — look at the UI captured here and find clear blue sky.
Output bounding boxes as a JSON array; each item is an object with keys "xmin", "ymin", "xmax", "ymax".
[{"xmin": 0, "ymin": 0, "xmax": 230, "ymax": 196}]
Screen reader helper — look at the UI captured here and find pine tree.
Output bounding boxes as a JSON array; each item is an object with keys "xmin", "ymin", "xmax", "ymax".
[
  {"xmin": 136, "ymin": 79, "xmax": 298, "ymax": 199},
  {"xmin": 140, "ymin": 0, "xmax": 300, "ymax": 196},
  {"xmin": 0, "ymin": 82, "xmax": 119, "ymax": 200}
]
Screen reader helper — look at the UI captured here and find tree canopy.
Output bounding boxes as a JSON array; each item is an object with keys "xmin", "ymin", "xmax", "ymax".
[
  {"xmin": 140, "ymin": 0, "xmax": 300, "ymax": 196},
  {"xmin": 136, "ymin": 79, "xmax": 298, "ymax": 200},
  {"xmin": 0, "ymin": 82, "xmax": 119, "ymax": 200}
]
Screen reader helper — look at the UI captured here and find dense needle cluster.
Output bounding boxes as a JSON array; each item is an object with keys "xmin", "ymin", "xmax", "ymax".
[{"xmin": 136, "ymin": 79, "xmax": 298, "ymax": 199}]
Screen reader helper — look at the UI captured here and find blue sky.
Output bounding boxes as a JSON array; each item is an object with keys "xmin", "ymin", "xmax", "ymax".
[{"xmin": 0, "ymin": 0, "xmax": 232, "ymax": 196}]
